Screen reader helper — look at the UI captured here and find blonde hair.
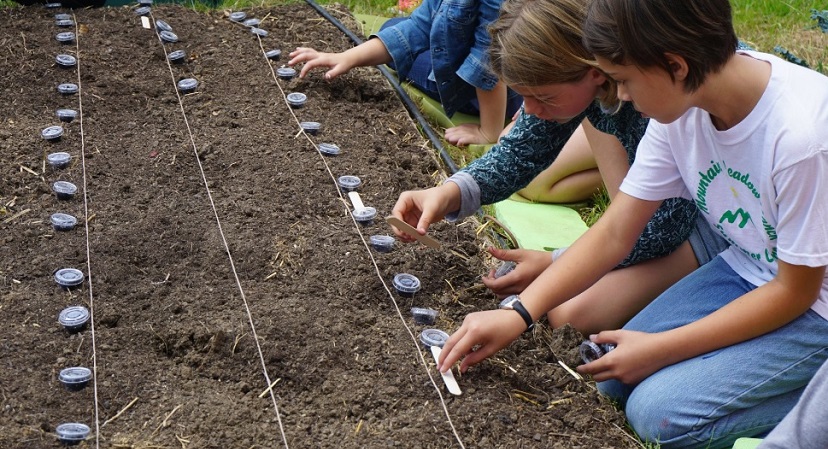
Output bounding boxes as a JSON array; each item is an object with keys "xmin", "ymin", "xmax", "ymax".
[{"xmin": 488, "ymin": 0, "xmax": 619, "ymax": 109}]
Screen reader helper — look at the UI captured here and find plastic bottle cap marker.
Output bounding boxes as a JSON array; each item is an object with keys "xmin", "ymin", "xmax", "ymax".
[
  {"xmin": 318, "ymin": 143, "xmax": 341, "ymax": 156},
  {"xmin": 411, "ymin": 307, "xmax": 438, "ymax": 325},
  {"xmin": 393, "ymin": 273, "xmax": 421, "ymax": 296},
  {"xmin": 58, "ymin": 306, "xmax": 89, "ymax": 333},
  {"xmin": 57, "ymin": 109, "xmax": 78, "ymax": 122},
  {"xmin": 47, "ymin": 152, "xmax": 71, "ymax": 169},
  {"xmin": 56, "ymin": 423, "xmax": 90, "ymax": 445},
  {"xmin": 59, "ymin": 367, "xmax": 92, "ymax": 391},
  {"xmin": 155, "ymin": 20, "xmax": 172, "ymax": 32},
  {"xmin": 420, "ymin": 329, "xmax": 449, "ymax": 347},
  {"xmin": 53, "ymin": 181, "xmax": 78, "ymax": 200},
  {"xmin": 51, "ymin": 213, "xmax": 78, "ymax": 231},
  {"xmin": 251, "ymin": 28, "xmax": 268, "ymax": 37},
  {"xmin": 369, "ymin": 235, "xmax": 395, "ymax": 253},
  {"xmin": 229, "ymin": 11, "xmax": 247, "ymax": 22},
  {"xmin": 58, "ymin": 83, "xmax": 79, "ymax": 95},
  {"xmin": 300, "ymin": 121, "xmax": 321, "ymax": 135},
  {"xmin": 337, "ymin": 175, "xmax": 360, "ymax": 192},
  {"xmin": 42, "ymin": 126, "xmax": 64, "ymax": 141},
  {"xmin": 177, "ymin": 78, "xmax": 198, "ymax": 93},
  {"xmin": 159, "ymin": 30, "xmax": 179, "ymax": 43}
]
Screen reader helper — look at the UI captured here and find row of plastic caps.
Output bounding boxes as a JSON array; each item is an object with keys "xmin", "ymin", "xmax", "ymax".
[
  {"xmin": 40, "ymin": 10, "xmax": 93, "ymax": 444},
  {"xmin": 228, "ymin": 10, "xmax": 269, "ymax": 37}
]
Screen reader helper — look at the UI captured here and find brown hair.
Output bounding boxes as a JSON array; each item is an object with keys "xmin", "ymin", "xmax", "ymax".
[
  {"xmin": 488, "ymin": 0, "xmax": 618, "ymax": 108},
  {"xmin": 583, "ymin": 0, "xmax": 738, "ymax": 92}
]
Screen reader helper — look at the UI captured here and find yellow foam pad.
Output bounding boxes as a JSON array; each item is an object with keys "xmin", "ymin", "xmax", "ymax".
[
  {"xmin": 492, "ymin": 198, "xmax": 587, "ymax": 251},
  {"xmin": 731, "ymin": 438, "xmax": 763, "ymax": 449}
]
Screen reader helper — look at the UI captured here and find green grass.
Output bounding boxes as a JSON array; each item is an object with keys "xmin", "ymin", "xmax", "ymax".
[{"xmin": 732, "ymin": 0, "xmax": 827, "ymax": 73}]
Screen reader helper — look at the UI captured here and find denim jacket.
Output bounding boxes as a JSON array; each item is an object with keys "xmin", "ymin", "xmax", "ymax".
[{"xmin": 374, "ymin": 0, "xmax": 502, "ymax": 116}]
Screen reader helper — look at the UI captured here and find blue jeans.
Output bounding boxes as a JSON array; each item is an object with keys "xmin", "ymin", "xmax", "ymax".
[
  {"xmin": 379, "ymin": 18, "xmax": 523, "ymax": 118},
  {"xmin": 599, "ymin": 256, "xmax": 828, "ymax": 448}
]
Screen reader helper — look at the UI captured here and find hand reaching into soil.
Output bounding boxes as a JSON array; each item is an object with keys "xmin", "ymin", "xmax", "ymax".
[
  {"xmin": 482, "ymin": 247, "xmax": 553, "ymax": 297},
  {"xmin": 391, "ymin": 183, "xmax": 461, "ymax": 242},
  {"xmin": 437, "ymin": 308, "xmax": 526, "ymax": 373},
  {"xmin": 289, "ymin": 39, "xmax": 392, "ymax": 80},
  {"xmin": 444, "ymin": 123, "xmax": 495, "ymax": 146},
  {"xmin": 289, "ymin": 47, "xmax": 354, "ymax": 79}
]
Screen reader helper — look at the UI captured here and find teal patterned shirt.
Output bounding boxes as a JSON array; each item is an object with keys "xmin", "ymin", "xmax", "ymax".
[{"xmin": 447, "ymin": 100, "xmax": 698, "ymax": 266}]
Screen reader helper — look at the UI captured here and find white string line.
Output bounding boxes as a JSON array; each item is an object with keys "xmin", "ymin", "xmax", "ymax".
[
  {"xmin": 70, "ymin": 11, "xmax": 102, "ymax": 449},
  {"xmin": 150, "ymin": 13, "xmax": 290, "ymax": 449},
  {"xmin": 252, "ymin": 28, "xmax": 466, "ymax": 449}
]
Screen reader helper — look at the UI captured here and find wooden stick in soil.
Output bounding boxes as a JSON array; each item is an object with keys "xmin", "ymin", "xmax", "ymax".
[{"xmin": 102, "ymin": 397, "xmax": 139, "ymax": 427}]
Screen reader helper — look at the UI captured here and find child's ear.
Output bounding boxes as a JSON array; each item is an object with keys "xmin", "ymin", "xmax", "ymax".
[{"xmin": 664, "ymin": 53, "xmax": 689, "ymax": 81}]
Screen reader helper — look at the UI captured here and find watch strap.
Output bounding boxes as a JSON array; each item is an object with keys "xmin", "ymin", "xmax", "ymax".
[{"xmin": 511, "ymin": 299, "xmax": 535, "ymax": 331}]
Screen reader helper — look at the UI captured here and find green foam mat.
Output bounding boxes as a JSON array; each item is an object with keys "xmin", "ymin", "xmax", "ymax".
[
  {"xmin": 732, "ymin": 438, "xmax": 763, "ymax": 449},
  {"xmin": 492, "ymin": 198, "xmax": 588, "ymax": 251}
]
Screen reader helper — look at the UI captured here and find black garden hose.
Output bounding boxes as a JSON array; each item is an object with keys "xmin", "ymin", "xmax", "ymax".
[{"xmin": 304, "ymin": 0, "xmax": 460, "ymax": 174}]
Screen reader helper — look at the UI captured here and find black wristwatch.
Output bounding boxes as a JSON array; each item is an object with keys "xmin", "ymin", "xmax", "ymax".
[{"xmin": 498, "ymin": 295, "xmax": 535, "ymax": 332}]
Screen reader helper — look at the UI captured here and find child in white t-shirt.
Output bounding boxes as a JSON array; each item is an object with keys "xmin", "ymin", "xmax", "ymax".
[{"xmin": 436, "ymin": 0, "xmax": 828, "ymax": 447}]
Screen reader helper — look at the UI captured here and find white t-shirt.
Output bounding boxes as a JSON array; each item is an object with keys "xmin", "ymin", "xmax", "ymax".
[{"xmin": 621, "ymin": 51, "xmax": 828, "ymax": 319}]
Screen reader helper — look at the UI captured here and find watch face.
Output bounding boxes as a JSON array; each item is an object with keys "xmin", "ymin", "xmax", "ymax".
[{"xmin": 498, "ymin": 295, "xmax": 519, "ymax": 309}]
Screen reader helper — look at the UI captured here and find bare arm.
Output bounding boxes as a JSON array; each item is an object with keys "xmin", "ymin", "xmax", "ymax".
[
  {"xmin": 438, "ymin": 193, "xmax": 660, "ymax": 372},
  {"xmin": 289, "ymin": 38, "xmax": 392, "ymax": 79},
  {"xmin": 582, "ymin": 259, "xmax": 826, "ymax": 384}
]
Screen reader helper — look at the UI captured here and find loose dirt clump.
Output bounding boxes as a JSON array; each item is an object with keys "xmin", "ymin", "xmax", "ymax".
[{"xmin": 0, "ymin": 3, "xmax": 637, "ymax": 448}]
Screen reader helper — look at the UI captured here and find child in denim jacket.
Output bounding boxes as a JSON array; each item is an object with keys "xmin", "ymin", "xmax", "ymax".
[{"xmin": 288, "ymin": 0, "xmax": 522, "ymax": 146}]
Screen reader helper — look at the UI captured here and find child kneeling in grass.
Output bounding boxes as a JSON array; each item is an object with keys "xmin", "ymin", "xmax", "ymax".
[{"xmin": 437, "ymin": 0, "xmax": 828, "ymax": 447}]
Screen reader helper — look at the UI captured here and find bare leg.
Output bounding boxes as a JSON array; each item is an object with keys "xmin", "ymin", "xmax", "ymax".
[
  {"xmin": 548, "ymin": 241, "xmax": 698, "ymax": 335},
  {"xmin": 516, "ymin": 122, "xmax": 602, "ymax": 203}
]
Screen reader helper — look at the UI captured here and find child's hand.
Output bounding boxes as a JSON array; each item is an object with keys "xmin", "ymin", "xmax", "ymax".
[
  {"xmin": 288, "ymin": 47, "xmax": 352, "ymax": 79},
  {"xmin": 482, "ymin": 247, "xmax": 552, "ymax": 297},
  {"xmin": 445, "ymin": 124, "xmax": 495, "ymax": 146},
  {"xmin": 437, "ymin": 309, "xmax": 527, "ymax": 373},
  {"xmin": 390, "ymin": 184, "xmax": 459, "ymax": 242},
  {"xmin": 577, "ymin": 330, "xmax": 669, "ymax": 385}
]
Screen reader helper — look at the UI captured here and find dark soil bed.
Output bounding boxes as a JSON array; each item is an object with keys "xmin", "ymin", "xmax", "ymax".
[{"xmin": 0, "ymin": 3, "xmax": 636, "ymax": 448}]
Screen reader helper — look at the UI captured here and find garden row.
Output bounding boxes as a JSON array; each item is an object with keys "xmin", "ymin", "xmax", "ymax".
[{"xmin": 0, "ymin": 3, "xmax": 635, "ymax": 448}]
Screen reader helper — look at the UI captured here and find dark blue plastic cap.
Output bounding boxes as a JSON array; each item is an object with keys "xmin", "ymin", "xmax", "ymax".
[
  {"xmin": 159, "ymin": 30, "xmax": 179, "ymax": 43},
  {"xmin": 286, "ymin": 92, "xmax": 306, "ymax": 108},
  {"xmin": 57, "ymin": 109, "xmax": 78, "ymax": 122},
  {"xmin": 369, "ymin": 234, "xmax": 395, "ymax": 253},
  {"xmin": 411, "ymin": 307, "xmax": 438, "ymax": 325},
  {"xmin": 167, "ymin": 50, "xmax": 186, "ymax": 63},
  {"xmin": 318, "ymin": 143, "xmax": 341, "ymax": 156},
  {"xmin": 58, "ymin": 83, "xmax": 79, "ymax": 95},
  {"xmin": 55, "ymin": 268, "xmax": 84, "ymax": 288},
  {"xmin": 393, "ymin": 273, "xmax": 421, "ymax": 296},
  {"xmin": 59, "ymin": 367, "xmax": 92, "ymax": 391},
  {"xmin": 352, "ymin": 207, "xmax": 376, "ymax": 224},
  {"xmin": 56, "ymin": 422, "xmax": 90, "ymax": 445},
  {"xmin": 276, "ymin": 67, "xmax": 297, "ymax": 80},
  {"xmin": 420, "ymin": 329, "xmax": 449, "ymax": 348},
  {"xmin": 56, "ymin": 32, "xmax": 75, "ymax": 43},
  {"xmin": 51, "ymin": 213, "xmax": 78, "ymax": 231},
  {"xmin": 56, "ymin": 54, "xmax": 76, "ymax": 67},
  {"xmin": 55, "ymin": 19, "xmax": 74, "ymax": 27},
  {"xmin": 579, "ymin": 340, "xmax": 616, "ymax": 364},
  {"xmin": 58, "ymin": 305, "xmax": 89, "ymax": 333},
  {"xmin": 42, "ymin": 125, "xmax": 64, "ymax": 141},
  {"xmin": 55, "ymin": 13, "xmax": 71, "ymax": 20},
  {"xmin": 229, "ymin": 11, "xmax": 247, "ymax": 22},
  {"xmin": 337, "ymin": 175, "xmax": 361, "ymax": 192},
  {"xmin": 265, "ymin": 49, "xmax": 282, "ymax": 60},
  {"xmin": 300, "ymin": 121, "xmax": 321, "ymax": 135},
  {"xmin": 53, "ymin": 181, "xmax": 78, "ymax": 200},
  {"xmin": 47, "ymin": 152, "xmax": 72, "ymax": 169},
  {"xmin": 251, "ymin": 27, "xmax": 268, "ymax": 37},
  {"xmin": 155, "ymin": 19, "xmax": 172, "ymax": 32},
  {"xmin": 494, "ymin": 261, "xmax": 516, "ymax": 279},
  {"xmin": 177, "ymin": 78, "xmax": 198, "ymax": 93}
]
